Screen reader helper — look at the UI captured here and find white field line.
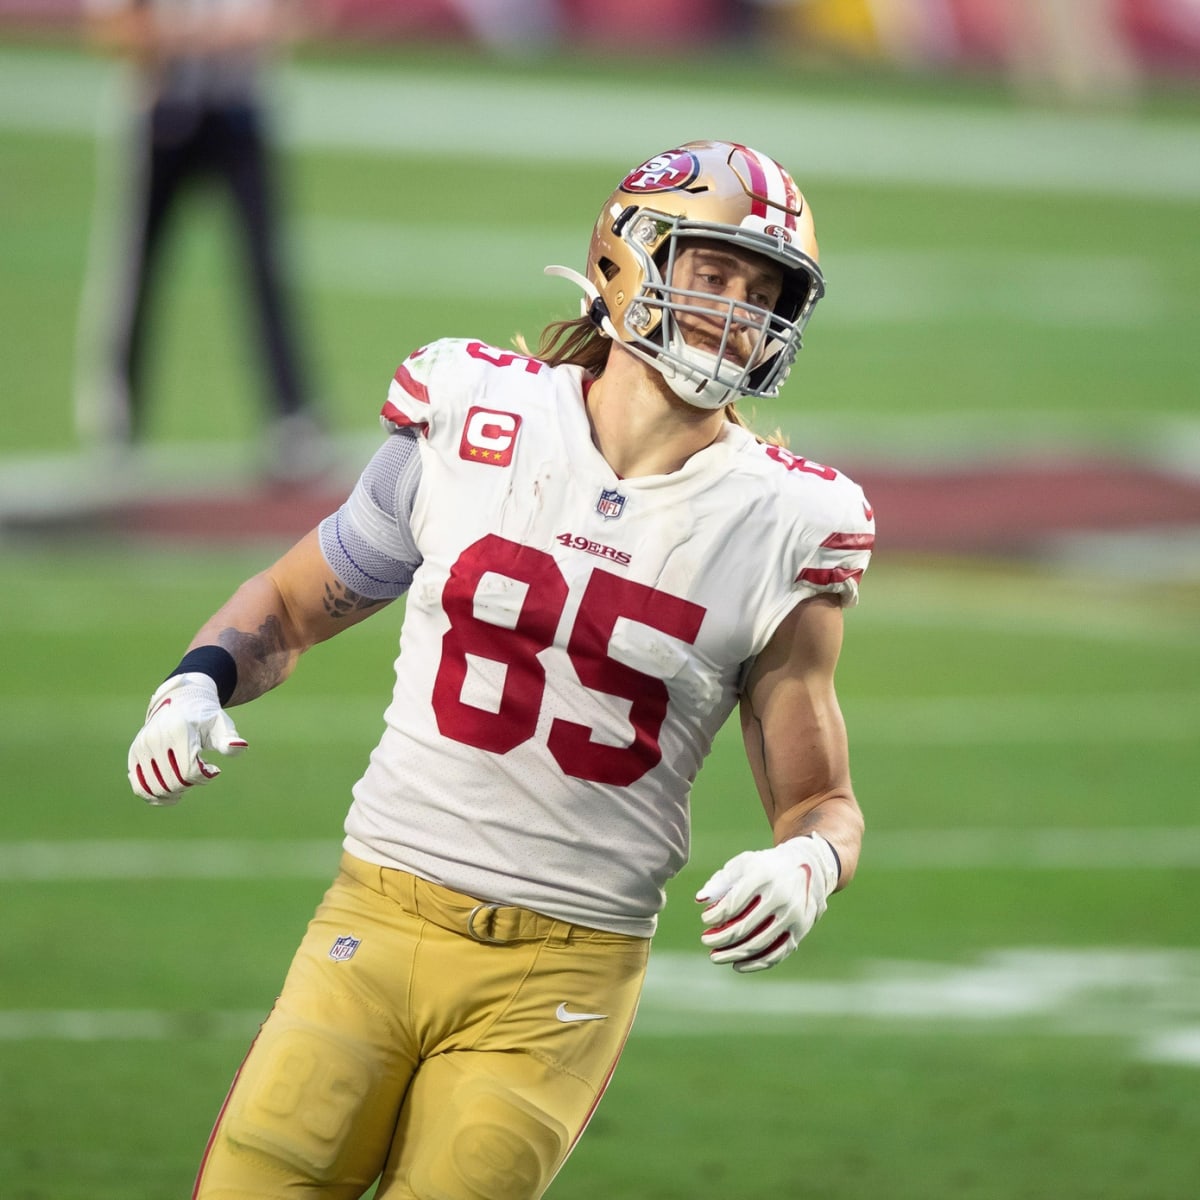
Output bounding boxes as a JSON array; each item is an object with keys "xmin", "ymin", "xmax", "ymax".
[
  {"xmin": 637, "ymin": 947, "xmax": 1200, "ymax": 1026},
  {"xmin": 0, "ymin": 839, "xmax": 338, "ymax": 881},
  {"xmin": 3, "ymin": 49, "xmax": 1200, "ymax": 200},
  {"xmin": 833, "ymin": 691, "xmax": 1199, "ymax": 745},
  {"xmin": 3, "ymin": 949, "xmax": 1199, "ymax": 1068},
  {"xmin": 0, "ymin": 1008, "xmax": 262, "ymax": 1042},
  {"xmin": 8, "ymin": 409, "xmax": 1199, "ymax": 488},
  {"xmin": 2, "ymin": 689, "xmax": 1193, "ymax": 746},
  {"xmin": 3, "ymin": 557, "xmax": 1194, "ymax": 646},
  {"xmin": 298, "ymin": 218, "xmax": 1165, "ymax": 328},
  {"xmin": 1141, "ymin": 1027, "xmax": 1200, "ymax": 1066},
  {"xmin": 3, "ymin": 827, "xmax": 1199, "ymax": 883}
]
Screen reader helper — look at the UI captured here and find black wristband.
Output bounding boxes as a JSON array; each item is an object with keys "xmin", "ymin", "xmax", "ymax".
[
  {"xmin": 808, "ymin": 832, "xmax": 843, "ymax": 883},
  {"xmin": 168, "ymin": 646, "xmax": 238, "ymax": 707},
  {"xmin": 825, "ymin": 835, "xmax": 844, "ymax": 883}
]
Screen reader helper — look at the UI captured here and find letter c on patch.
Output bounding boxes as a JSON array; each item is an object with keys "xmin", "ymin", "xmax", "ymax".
[{"xmin": 460, "ymin": 406, "xmax": 522, "ymax": 466}]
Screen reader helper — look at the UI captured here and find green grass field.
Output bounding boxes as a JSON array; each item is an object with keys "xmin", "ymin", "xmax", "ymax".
[{"xmin": 2, "ymin": 38, "xmax": 1199, "ymax": 1199}]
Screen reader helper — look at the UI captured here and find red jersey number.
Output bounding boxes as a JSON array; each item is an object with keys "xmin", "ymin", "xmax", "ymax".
[
  {"xmin": 765, "ymin": 445, "xmax": 838, "ymax": 479},
  {"xmin": 433, "ymin": 535, "xmax": 705, "ymax": 785},
  {"xmin": 465, "ymin": 341, "xmax": 544, "ymax": 375}
]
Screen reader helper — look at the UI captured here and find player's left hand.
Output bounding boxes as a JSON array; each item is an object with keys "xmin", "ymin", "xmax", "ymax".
[{"xmin": 696, "ymin": 834, "xmax": 840, "ymax": 973}]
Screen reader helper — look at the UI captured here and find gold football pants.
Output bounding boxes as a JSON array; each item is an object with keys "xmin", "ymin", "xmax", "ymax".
[{"xmin": 192, "ymin": 851, "xmax": 650, "ymax": 1199}]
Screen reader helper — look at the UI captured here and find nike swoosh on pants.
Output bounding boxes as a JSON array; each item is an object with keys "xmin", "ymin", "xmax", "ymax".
[{"xmin": 555, "ymin": 1002, "xmax": 607, "ymax": 1023}]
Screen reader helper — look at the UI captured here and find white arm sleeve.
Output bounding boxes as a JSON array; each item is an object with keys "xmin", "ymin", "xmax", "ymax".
[{"xmin": 318, "ymin": 430, "xmax": 424, "ymax": 600}]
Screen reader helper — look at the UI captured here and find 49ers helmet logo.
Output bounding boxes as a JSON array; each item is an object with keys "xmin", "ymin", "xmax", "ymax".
[{"xmin": 621, "ymin": 150, "xmax": 699, "ymax": 194}]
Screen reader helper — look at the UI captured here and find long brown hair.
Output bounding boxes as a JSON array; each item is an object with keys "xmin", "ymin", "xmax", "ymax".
[{"xmin": 515, "ymin": 315, "xmax": 766, "ymax": 437}]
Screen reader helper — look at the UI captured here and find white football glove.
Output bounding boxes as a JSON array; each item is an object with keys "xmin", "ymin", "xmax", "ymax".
[
  {"xmin": 127, "ymin": 673, "xmax": 247, "ymax": 805},
  {"xmin": 696, "ymin": 834, "xmax": 840, "ymax": 973}
]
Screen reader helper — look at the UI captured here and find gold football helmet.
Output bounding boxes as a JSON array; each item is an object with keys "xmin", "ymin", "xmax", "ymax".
[{"xmin": 547, "ymin": 140, "xmax": 824, "ymax": 409}]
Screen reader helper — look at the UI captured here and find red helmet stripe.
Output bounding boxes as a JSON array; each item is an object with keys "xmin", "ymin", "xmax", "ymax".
[
  {"xmin": 777, "ymin": 165, "xmax": 800, "ymax": 230},
  {"xmin": 760, "ymin": 153, "xmax": 798, "ymax": 230},
  {"xmin": 733, "ymin": 144, "xmax": 799, "ymax": 230},
  {"xmin": 733, "ymin": 143, "xmax": 769, "ymax": 219}
]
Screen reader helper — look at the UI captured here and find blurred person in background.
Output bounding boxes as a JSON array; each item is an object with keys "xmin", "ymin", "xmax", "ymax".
[
  {"xmin": 125, "ymin": 140, "xmax": 874, "ymax": 1197},
  {"xmin": 75, "ymin": 0, "xmax": 327, "ymax": 480}
]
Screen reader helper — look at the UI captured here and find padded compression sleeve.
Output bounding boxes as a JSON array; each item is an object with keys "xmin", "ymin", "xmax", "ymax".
[{"xmin": 318, "ymin": 429, "xmax": 423, "ymax": 600}]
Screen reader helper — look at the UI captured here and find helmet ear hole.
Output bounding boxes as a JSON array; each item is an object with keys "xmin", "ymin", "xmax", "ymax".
[
  {"xmin": 778, "ymin": 262, "xmax": 824, "ymax": 325},
  {"xmin": 597, "ymin": 257, "xmax": 620, "ymax": 282},
  {"xmin": 777, "ymin": 279, "xmax": 807, "ymax": 324},
  {"xmin": 610, "ymin": 205, "xmax": 638, "ymax": 237}
]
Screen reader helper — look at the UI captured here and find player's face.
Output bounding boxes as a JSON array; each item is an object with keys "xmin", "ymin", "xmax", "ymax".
[{"xmin": 668, "ymin": 241, "xmax": 784, "ymax": 369}]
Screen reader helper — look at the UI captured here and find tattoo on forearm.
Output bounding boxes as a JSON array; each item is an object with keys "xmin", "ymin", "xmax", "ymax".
[
  {"xmin": 793, "ymin": 812, "xmax": 826, "ymax": 837},
  {"xmin": 217, "ymin": 616, "xmax": 290, "ymax": 696},
  {"xmin": 323, "ymin": 580, "xmax": 388, "ymax": 620}
]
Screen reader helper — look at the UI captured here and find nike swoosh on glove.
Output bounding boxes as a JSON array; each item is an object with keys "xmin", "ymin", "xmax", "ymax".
[
  {"xmin": 696, "ymin": 834, "xmax": 841, "ymax": 973},
  {"xmin": 128, "ymin": 672, "xmax": 247, "ymax": 805}
]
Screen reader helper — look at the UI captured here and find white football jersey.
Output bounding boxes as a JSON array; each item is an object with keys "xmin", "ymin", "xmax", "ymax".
[{"xmin": 342, "ymin": 338, "xmax": 874, "ymax": 936}]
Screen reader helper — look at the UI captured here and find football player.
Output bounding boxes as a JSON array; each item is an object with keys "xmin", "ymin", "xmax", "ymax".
[
  {"xmin": 76, "ymin": 0, "xmax": 324, "ymax": 478},
  {"xmin": 128, "ymin": 139, "xmax": 874, "ymax": 1199}
]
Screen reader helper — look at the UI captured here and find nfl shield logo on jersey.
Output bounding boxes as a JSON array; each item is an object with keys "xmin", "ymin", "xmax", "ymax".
[
  {"xmin": 329, "ymin": 935, "xmax": 361, "ymax": 962},
  {"xmin": 596, "ymin": 489, "xmax": 626, "ymax": 520}
]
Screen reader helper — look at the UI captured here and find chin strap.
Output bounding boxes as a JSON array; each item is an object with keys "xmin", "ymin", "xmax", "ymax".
[
  {"xmin": 543, "ymin": 265, "xmax": 615, "ymax": 334},
  {"xmin": 543, "ymin": 265, "xmax": 736, "ymax": 410},
  {"xmin": 546, "ymin": 262, "xmax": 658, "ymax": 371}
]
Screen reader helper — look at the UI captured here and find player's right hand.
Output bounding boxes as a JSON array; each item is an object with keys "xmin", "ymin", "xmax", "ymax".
[{"xmin": 127, "ymin": 673, "xmax": 248, "ymax": 805}]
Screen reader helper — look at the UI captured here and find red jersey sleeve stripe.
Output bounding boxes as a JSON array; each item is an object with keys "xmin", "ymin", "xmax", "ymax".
[
  {"xmin": 821, "ymin": 531, "xmax": 876, "ymax": 551},
  {"xmin": 797, "ymin": 566, "xmax": 865, "ymax": 586},
  {"xmin": 380, "ymin": 400, "xmax": 425, "ymax": 429},
  {"xmin": 393, "ymin": 362, "xmax": 430, "ymax": 403}
]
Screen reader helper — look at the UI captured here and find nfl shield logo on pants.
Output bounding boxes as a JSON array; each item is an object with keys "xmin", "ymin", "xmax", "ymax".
[
  {"xmin": 596, "ymin": 488, "xmax": 626, "ymax": 520},
  {"xmin": 329, "ymin": 935, "xmax": 361, "ymax": 962}
]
